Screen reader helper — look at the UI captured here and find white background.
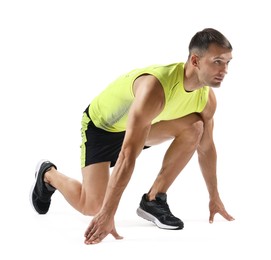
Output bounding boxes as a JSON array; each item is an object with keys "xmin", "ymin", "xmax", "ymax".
[{"xmin": 1, "ymin": 0, "xmax": 270, "ymax": 259}]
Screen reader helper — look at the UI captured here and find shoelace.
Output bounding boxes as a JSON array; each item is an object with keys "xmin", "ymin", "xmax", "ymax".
[{"xmin": 156, "ymin": 201, "xmax": 175, "ymax": 217}]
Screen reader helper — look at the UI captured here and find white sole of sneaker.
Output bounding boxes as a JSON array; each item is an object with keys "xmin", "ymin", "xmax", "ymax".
[
  {"xmin": 136, "ymin": 207, "xmax": 181, "ymax": 230},
  {"xmin": 29, "ymin": 159, "xmax": 49, "ymax": 213}
]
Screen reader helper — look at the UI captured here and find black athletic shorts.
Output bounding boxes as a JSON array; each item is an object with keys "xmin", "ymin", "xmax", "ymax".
[{"xmin": 80, "ymin": 108, "xmax": 149, "ymax": 168}]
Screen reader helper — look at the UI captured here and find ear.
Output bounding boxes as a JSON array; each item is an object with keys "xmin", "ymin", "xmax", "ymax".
[{"xmin": 190, "ymin": 54, "xmax": 199, "ymax": 67}]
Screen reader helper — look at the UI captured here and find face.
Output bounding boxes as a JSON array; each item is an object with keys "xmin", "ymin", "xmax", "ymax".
[{"xmin": 194, "ymin": 43, "xmax": 232, "ymax": 88}]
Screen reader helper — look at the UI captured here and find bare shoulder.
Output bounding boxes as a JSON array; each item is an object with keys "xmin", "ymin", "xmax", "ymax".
[
  {"xmin": 200, "ymin": 88, "xmax": 217, "ymax": 121},
  {"xmin": 133, "ymin": 74, "xmax": 163, "ymax": 95},
  {"xmin": 129, "ymin": 74, "xmax": 165, "ymax": 123},
  {"xmin": 133, "ymin": 74, "xmax": 165, "ymax": 108}
]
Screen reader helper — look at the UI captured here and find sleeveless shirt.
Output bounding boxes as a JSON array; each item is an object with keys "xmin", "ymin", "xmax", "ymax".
[{"xmin": 88, "ymin": 63, "xmax": 209, "ymax": 132}]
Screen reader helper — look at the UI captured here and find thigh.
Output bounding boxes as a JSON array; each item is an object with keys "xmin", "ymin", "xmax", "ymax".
[
  {"xmin": 81, "ymin": 112, "xmax": 125, "ymax": 168},
  {"xmin": 81, "ymin": 162, "xmax": 111, "ymax": 213},
  {"xmin": 146, "ymin": 113, "xmax": 203, "ymax": 146}
]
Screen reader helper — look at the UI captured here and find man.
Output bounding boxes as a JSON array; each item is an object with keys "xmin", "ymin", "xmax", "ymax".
[{"xmin": 30, "ymin": 28, "xmax": 235, "ymax": 245}]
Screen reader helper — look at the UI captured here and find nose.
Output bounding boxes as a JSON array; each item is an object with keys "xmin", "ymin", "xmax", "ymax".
[{"xmin": 221, "ymin": 63, "xmax": 228, "ymax": 75}]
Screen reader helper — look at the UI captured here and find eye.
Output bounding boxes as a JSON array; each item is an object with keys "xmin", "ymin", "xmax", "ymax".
[{"xmin": 214, "ymin": 60, "xmax": 221, "ymax": 65}]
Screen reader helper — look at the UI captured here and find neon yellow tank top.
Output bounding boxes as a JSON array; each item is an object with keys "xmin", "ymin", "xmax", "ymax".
[{"xmin": 88, "ymin": 63, "xmax": 209, "ymax": 132}]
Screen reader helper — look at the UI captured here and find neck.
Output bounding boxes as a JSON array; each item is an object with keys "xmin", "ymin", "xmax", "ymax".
[{"xmin": 183, "ymin": 62, "xmax": 204, "ymax": 91}]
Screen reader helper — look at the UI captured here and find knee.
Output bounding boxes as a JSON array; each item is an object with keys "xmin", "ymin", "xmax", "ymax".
[
  {"xmin": 82, "ymin": 204, "xmax": 100, "ymax": 216},
  {"xmin": 182, "ymin": 119, "xmax": 204, "ymax": 145},
  {"xmin": 81, "ymin": 199, "xmax": 103, "ymax": 216},
  {"xmin": 192, "ymin": 120, "xmax": 204, "ymax": 140}
]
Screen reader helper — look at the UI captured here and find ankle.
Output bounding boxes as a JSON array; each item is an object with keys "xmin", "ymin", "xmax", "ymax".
[{"xmin": 43, "ymin": 166, "xmax": 55, "ymax": 184}]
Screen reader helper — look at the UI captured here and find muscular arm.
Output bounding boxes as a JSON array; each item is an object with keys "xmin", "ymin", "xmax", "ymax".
[
  {"xmin": 84, "ymin": 75, "xmax": 165, "ymax": 244},
  {"xmin": 197, "ymin": 88, "xmax": 217, "ymax": 194},
  {"xmin": 197, "ymin": 117, "xmax": 218, "ymax": 198},
  {"xmin": 101, "ymin": 75, "xmax": 165, "ymax": 214},
  {"xmin": 198, "ymin": 88, "xmax": 234, "ymax": 222}
]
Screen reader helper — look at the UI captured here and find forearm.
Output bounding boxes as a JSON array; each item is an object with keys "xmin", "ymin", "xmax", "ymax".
[
  {"xmin": 198, "ymin": 144, "xmax": 219, "ymax": 199},
  {"xmin": 99, "ymin": 75, "xmax": 164, "ymax": 217},
  {"xmin": 100, "ymin": 152, "xmax": 136, "ymax": 216}
]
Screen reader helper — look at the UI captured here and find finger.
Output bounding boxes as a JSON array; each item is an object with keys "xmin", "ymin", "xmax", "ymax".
[
  {"xmin": 85, "ymin": 236, "xmax": 101, "ymax": 245},
  {"xmin": 85, "ymin": 232, "xmax": 104, "ymax": 245},
  {"xmin": 219, "ymin": 209, "xmax": 235, "ymax": 221},
  {"xmin": 209, "ymin": 212, "xmax": 215, "ymax": 223},
  {"xmin": 111, "ymin": 227, "xmax": 123, "ymax": 240},
  {"xmin": 84, "ymin": 225, "xmax": 96, "ymax": 239}
]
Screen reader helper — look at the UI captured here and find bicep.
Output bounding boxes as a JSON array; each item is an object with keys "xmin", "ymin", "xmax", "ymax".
[
  {"xmin": 198, "ymin": 88, "xmax": 217, "ymax": 152},
  {"xmin": 128, "ymin": 74, "xmax": 165, "ymax": 130},
  {"xmin": 122, "ymin": 75, "xmax": 165, "ymax": 156}
]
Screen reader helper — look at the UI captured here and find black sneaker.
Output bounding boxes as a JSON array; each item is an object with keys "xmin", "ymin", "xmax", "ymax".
[
  {"xmin": 136, "ymin": 193, "xmax": 184, "ymax": 230},
  {"xmin": 30, "ymin": 160, "xmax": 57, "ymax": 214}
]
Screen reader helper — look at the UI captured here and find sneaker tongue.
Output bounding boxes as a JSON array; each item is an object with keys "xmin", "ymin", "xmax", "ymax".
[{"xmin": 155, "ymin": 193, "xmax": 167, "ymax": 202}]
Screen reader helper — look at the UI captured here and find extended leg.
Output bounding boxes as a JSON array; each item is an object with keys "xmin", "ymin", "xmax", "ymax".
[{"xmin": 31, "ymin": 161, "xmax": 110, "ymax": 216}]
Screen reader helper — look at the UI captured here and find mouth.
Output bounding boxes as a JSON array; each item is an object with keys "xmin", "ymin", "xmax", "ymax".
[{"xmin": 214, "ymin": 76, "xmax": 224, "ymax": 82}]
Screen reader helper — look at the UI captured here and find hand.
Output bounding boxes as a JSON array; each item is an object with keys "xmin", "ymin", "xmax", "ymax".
[
  {"xmin": 209, "ymin": 196, "xmax": 235, "ymax": 223},
  {"xmin": 84, "ymin": 212, "xmax": 123, "ymax": 245}
]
